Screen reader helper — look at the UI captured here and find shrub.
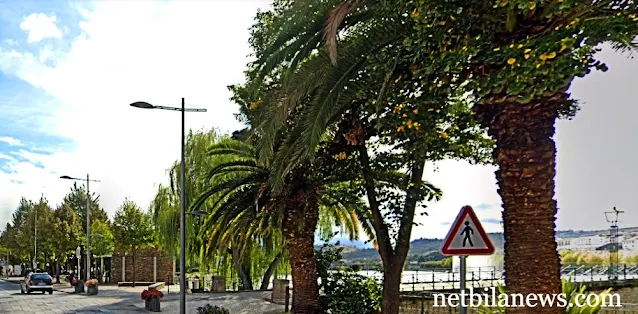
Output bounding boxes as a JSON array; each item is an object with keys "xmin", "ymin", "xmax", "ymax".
[
  {"xmin": 316, "ymin": 243, "xmax": 382, "ymax": 314},
  {"xmin": 195, "ymin": 304, "xmax": 230, "ymax": 314},
  {"xmin": 141, "ymin": 289, "xmax": 164, "ymax": 300}
]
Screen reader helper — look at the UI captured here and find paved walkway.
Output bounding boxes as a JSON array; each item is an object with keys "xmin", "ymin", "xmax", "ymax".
[{"xmin": 1, "ymin": 277, "xmax": 285, "ymax": 313}]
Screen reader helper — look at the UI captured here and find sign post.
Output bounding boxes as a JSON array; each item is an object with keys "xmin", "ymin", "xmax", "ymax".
[
  {"xmin": 441, "ymin": 205, "xmax": 495, "ymax": 314},
  {"xmin": 76, "ymin": 246, "xmax": 81, "ymax": 280}
]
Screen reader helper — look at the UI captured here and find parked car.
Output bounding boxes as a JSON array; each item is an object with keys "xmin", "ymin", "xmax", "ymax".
[{"xmin": 20, "ymin": 272, "xmax": 53, "ymax": 294}]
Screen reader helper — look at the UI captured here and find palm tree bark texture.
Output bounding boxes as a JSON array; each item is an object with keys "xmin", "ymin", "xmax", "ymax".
[
  {"xmin": 475, "ymin": 92, "xmax": 567, "ymax": 314},
  {"xmin": 282, "ymin": 187, "xmax": 322, "ymax": 314}
]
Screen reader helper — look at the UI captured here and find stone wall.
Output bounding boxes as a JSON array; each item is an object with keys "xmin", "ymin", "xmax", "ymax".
[
  {"xmin": 111, "ymin": 248, "xmax": 174, "ymax": 284},
  {"xmin": 399, "ymin": 285, "xmax": 638, "ymax": 313}
]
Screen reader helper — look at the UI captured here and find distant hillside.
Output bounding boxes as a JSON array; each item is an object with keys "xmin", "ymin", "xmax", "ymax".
[{"xmin": 340, "ymin": 233, "xmax": 505, "ymax": 261}]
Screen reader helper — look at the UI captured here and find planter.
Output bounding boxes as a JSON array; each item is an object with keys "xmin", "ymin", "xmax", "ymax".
[
  {"xmin": 87, "ymin": 285, "xmax": 98, "ymax": 295},
  {"xmin": 74, "ymin": 282, "xmax": 85, "ymax": 294},
  {"xmin": 145, "ymin": 297, "xmax": 161, "ymax": 312}
]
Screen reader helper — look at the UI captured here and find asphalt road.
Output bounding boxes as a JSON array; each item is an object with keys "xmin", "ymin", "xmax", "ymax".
[{"xmin": 0, "ymin": 279, "xmax": 144, "ymax": 313}]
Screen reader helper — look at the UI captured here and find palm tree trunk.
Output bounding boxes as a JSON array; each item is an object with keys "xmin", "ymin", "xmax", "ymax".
[
  {"xmin": 260, "ymin": 252, "xmax": 283, "ymax": 290},
  {"xmin": 477, "ymin": 94, "xmax": 564, "ymax": 313},
  {"xmin": 283, "ymin": 188, "xmax": 322, "ymax": 314}
]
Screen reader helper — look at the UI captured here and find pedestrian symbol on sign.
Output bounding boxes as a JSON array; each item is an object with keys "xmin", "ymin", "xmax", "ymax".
[{"xmin": 461, "ymin": 221, "xmax": 474, "ymax": 247}]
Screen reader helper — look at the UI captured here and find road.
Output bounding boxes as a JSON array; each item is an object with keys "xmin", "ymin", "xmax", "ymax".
[{"xmin": 0, "ymin": 280, "xmax": 144, "ymax": 313}]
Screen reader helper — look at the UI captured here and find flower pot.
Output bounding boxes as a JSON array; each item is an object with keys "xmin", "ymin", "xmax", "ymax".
[
  {"xmin": 74, "ymin": 282, "xmax": 85, "ymax": 293},
  {"xmin": 145, "ymin": 296, "xmax": 161, "ymax": 312},
  {"xmin": 87, "ymin": 285, "xmax": 98, "ymax": 295}
]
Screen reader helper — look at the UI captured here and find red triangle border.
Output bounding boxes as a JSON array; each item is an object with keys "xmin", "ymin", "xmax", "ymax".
[{"xmin": 441, "ymin": 205, "xmax": 495, "ymax": 256}]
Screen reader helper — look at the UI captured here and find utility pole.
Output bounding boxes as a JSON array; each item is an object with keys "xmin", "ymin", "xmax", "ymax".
[{"xmin": 605, "ymin": 207, "xmax": 623, "ymax": 283}]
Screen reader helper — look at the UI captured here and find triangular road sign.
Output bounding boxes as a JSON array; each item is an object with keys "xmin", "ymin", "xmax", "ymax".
[{"xmin": 441, "ymin": 205, "xmax": 495, "ymax": 256}]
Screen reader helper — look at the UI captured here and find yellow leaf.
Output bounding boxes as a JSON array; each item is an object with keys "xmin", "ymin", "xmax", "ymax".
[
  {"xmin": 440, "ymin": 132, "xmax": 449, "ymax": 139},
  {"xmin": 539, "ymin": 54, "xmax": 548, "ymax": 61},
  {"xmin": 560, "ymin": 45, "xmax": 567, "ymax": 52},
  {"xmin": 397, "ymin": 125, "xmax": 405, "ymax": 133},
  {"xmin": 393, "ymin": 106, "xmax": 401, "ymax": 113},
  {"xmin": 407, "ymin": 120, "xmax": 413, "ymax": 128},
  {"xmin": 536, "ymin": 63, "xmax": 542, "ymax": 68},
  {"xmin": 414, "ymin": 122, "xmax": 421, "ymax": 130},
  {"xmin": 493, "ymin": 47, "xmax": 500, "ymax": 51},
  {"xmin": 402, "ymin": 113, "xmax": 408, "ymax": 118},
  {"xmin": 507, "ymin": 58, "xmax": 516, "ymax": 65},
  {"xmin": 509, "ymin": 44, "xmax": 514, "ymax": 48},
  {"xmin": 412, "ymin": 108, "xmax": 418, "ymax": 114},
  {"xmin": 411, "ymin": 9, "xmax": 419, "ymax": 18},
  {"xmin": 395, "ymin": 76, "xmax": 402, "ymax": 83},
  {"xmin": 517, "ymin": 44, "xmax": 523, "ymax": 49},
  {"xmin": 524, "ymin": 48, "xmax": 531, "ymax": 53},
  {"xmin": 524, "ymin": 54, "xmax": 530, "ymax": 59},
  {"xmin": 436, "ymin": 109, "xmax": 441, "ymax": 113},
  {"xmin": 547, "ymin": 52, "xmax": 557, "ymax": 59},
  {"xmin": 428, "ymin": 108, "xmax": 434, "ymax": 111}
]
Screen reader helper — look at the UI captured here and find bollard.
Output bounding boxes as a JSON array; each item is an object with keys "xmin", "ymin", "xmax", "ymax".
[{"xmin": 285, "ymin": 286, "xmax": 290, "ymax": 312}]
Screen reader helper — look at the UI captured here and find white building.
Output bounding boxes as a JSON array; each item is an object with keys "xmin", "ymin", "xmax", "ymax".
[{"xmin": 557, "ymin": 235, "xmax": 608, "ymax": 251}]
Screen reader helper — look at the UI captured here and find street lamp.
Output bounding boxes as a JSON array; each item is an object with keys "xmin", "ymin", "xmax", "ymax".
[
  {"xmin": 130, "ymin": 98, "xmax": 207, "ymax": 314},
  {"xmin": 60, "ymin": 174, "xmax": 100, "ymax": 281}
]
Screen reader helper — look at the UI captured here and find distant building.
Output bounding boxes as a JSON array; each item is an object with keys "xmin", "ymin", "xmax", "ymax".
[{"xmin": 557, "ymin": 230, "xmax": 638, "ymax": 253}]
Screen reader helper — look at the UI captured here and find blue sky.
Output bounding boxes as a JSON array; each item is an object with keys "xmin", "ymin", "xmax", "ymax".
[{"xmin": 0, "ymin": 0, "xmax": 637, "ymax": 241}]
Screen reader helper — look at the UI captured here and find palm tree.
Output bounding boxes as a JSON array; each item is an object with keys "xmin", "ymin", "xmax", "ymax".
[
  {"xmin": 244, "ymin": 1, "xmax": 638, "ymax": 313},
  {"xmin": 190, "ymin": 138, "xmax": 374, "ymax": 313}
]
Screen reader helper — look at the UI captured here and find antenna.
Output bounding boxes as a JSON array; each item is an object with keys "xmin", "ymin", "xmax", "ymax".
[{"xmin": 604, "ymin": 206, "xmax": 624, "ymax": 283}]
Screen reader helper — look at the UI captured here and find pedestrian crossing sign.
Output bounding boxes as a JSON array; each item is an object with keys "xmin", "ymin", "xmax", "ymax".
[{"xmin": 441, "ymin": 205, "xmax": 495, "ymax": 256}]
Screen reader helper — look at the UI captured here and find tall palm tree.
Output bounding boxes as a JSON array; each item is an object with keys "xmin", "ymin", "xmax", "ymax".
[
  {"xmin": 245, "ymin": 1, "xmax": 638, "ymax": 313},
  {"xmin": 190, "ymin": 139, "xmax": 374, "ymax": 313}
]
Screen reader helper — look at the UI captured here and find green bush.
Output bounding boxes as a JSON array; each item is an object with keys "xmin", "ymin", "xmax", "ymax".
[
  {"xmin": 195, "ymin": 304, "xmax": 230, "ymax": 314},
  {"xmin": 316, "ymin": 243, "xmax": 382, "ymax": 314}
]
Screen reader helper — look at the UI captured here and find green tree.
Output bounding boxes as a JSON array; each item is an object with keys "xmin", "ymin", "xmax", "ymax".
[
  {"xmin": 190, "ymin": 138, "xmax": 374, "ymax": 311},
  {"xmin": 90, "ymin": 220, "xmax": 114, "ymax": 257},
  {"xmin": 241, "ymin": 3, "xmax": 491, "ymax": 313},
  {"xmin": 244, "ymin": 1, "xmax": 638, "ymax": 312},
  {"xmin": 112, "ymin": 199, "xmax": 155, "ymax": 286},
  {"xmin": 62, "ymin": 182, "xmax": 109, "ymax": 234},
  {"xmin": 51, "ymin": 203, "xmax": 84, "ymax": 280}
]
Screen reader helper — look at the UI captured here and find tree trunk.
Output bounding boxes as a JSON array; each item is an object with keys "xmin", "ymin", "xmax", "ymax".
[
  {"xmin": 132, "ymin": 250, "xmax": 136, "ymax": 287},
  {"xmin": 283, "ymin": 188, "xmax": 322, "ymax": 314},
  {"xmin": 230, "ymin": 247, "xmax": 254, "ymax": 290},
  {"xmin": 381, "ymin": 265, "xmax": 402, "ymax": 314},
  {"xmin": 260, "ymin": 252, "xmax": 283, "ymax": 290},
  {"xmin": 477, "ymin": 95, "xmax": 564, "ymax": 313}
]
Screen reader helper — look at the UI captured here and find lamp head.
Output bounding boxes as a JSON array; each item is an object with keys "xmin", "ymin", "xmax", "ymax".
[
  {"xmin": 60, "ymin": 175, "xmax": 72, "ymax": 180},
  {"xmin": 130, "ymin": 101, "xmax": 155, "ymax": 109}
]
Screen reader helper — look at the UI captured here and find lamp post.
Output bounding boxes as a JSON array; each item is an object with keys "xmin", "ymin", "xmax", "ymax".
[
  {"xmin": 60, "ymin": 174, "xmax": 100, "ymax": 281},
  {"xmin": 130, "ymin": 98, "xmax": 206, "ymax": 314}
]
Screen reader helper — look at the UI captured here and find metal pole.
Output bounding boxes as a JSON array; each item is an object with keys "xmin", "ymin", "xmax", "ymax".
[
  {"xmin": 34, "ymin": 201, "xmax": 37, "ymax": 270},
  {"xmin": 179, "ymin": 97, "xmax": 186, "ymax": 314},
  {"xmin": 459, "ymin": 256, "xmax": 467, "ymax": 314},
  {"xmin": 87, "ymin": 174, "xmax": 91, "ymax": 282}
]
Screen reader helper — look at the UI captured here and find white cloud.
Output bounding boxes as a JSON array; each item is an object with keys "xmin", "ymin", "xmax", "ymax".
[
  {"xmin": 0, "ymin": 136, "xmax": 23, "ymax": 146},
  {"xmin": 19, "ymin": 13, "xmax": 63, "ymax": 43},
  {"xmin": 0, "ymin": 0, "xmax": 272, "ymax": 229}
]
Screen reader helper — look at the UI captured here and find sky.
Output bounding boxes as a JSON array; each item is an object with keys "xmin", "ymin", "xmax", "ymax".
[{"xmin": 0, "ymin": 0, "xmax": 636, "ymax": 242}]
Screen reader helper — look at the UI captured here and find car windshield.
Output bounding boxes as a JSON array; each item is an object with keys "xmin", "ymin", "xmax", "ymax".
[{"xmin": 31, "ymin": 274, "xmax": 50, "ymax": 280}]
